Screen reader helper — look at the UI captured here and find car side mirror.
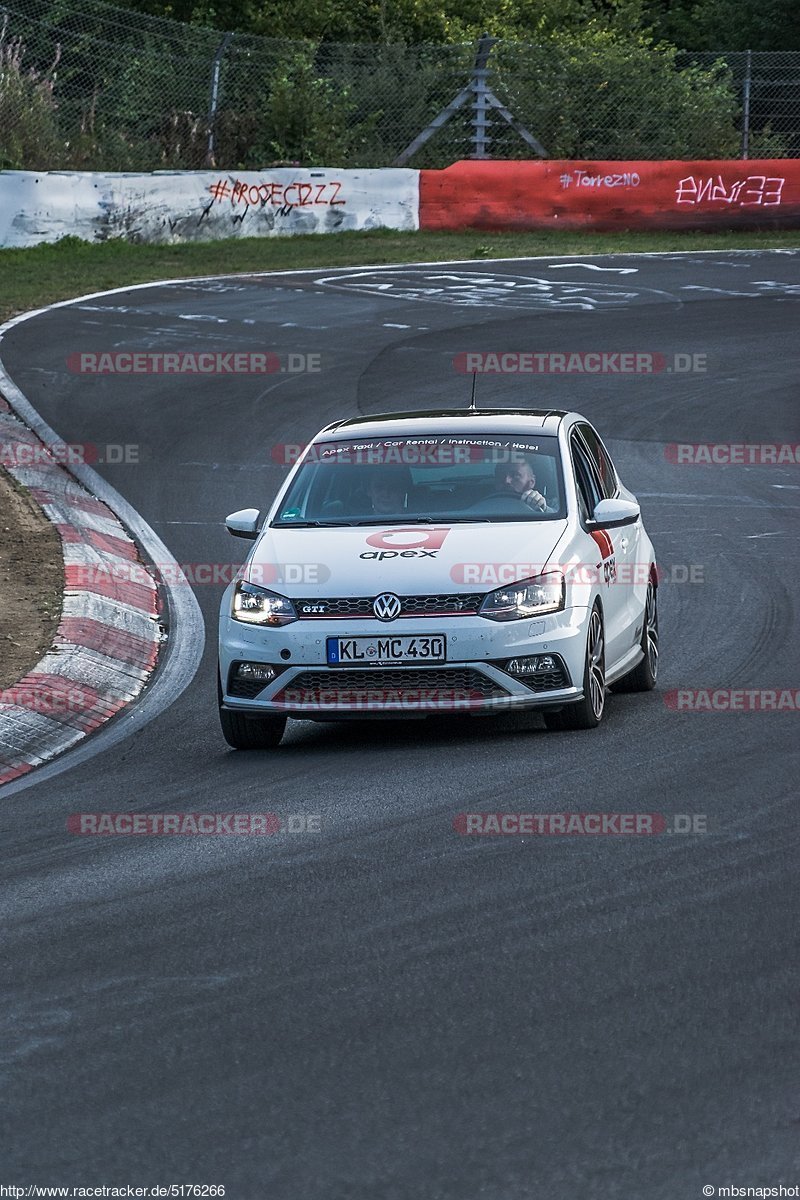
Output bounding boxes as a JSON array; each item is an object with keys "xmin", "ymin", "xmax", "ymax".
[
  {"xmin": 587, "ymin": 498, "xmax": 640, "ymax": 529},
  {"xmin": 225, "ymin": 508, "xmax": 261, "ymax": 539}
]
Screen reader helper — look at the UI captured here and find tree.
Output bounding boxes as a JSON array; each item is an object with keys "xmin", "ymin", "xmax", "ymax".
[{"xmin": 640, "ymin": 0, "xmax": 800, "ymax": 51}]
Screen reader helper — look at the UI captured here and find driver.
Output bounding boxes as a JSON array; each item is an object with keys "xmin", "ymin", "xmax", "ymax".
[
  {"xmin": 495, "ymin": 459, "xmax": 558, "ymax": 514},
  {"xmin": 366, "ymin": 466, "xmax": 413, "ymax": 514}
]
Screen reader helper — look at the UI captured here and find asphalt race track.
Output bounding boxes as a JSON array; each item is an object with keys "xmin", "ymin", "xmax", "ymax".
[{"xmin": 2, "ymin": 252, "xmax": 799, "ymax": 1198}]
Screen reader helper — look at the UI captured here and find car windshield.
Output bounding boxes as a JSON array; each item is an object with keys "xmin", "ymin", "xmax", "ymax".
[{"xmin": 271, "ymin": 434, "xmax": 566, "ymax": 525}]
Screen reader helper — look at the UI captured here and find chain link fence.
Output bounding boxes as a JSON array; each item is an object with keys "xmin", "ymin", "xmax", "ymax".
[
  {"xmin": 676, "ymin": 50, "xmax": 800, "ymax": 158},
  {"xmin": 2, "ymin": 0, "xmax": 799, "ymax": 171}
]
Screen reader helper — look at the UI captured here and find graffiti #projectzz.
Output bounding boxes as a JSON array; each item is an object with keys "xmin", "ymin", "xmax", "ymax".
[{"xmin": 208, "ymin": 178, "xmax": 346, "ymax": 208}]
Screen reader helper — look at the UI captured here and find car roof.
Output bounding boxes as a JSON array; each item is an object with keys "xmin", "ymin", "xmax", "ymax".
[{"xmin": 314, "ymin": 409, "xmax": 577, "ymax": 441}]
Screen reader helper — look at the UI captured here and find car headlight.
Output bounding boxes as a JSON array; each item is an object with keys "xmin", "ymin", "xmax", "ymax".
[
  {"xmin": 479, "ymin": 572, "xmax": 565, "ymax": 621},
  {"xmin": 232, "ymin": 581, "xmax": 297, "ymax": 626}
]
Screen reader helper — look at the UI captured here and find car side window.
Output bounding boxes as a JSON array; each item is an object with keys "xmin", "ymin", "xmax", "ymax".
[
  {"xmin": 570, "ymin": 434, "xmax": 602, "ymax": 523},
  {"xmin": 577, "ymin": 424, "xmax": 618, "ymax": 500}
]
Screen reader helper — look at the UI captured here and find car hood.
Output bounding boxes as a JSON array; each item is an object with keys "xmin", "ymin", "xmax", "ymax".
[{"xmin": 243, "ymin": 521, "xmax": 570, "ymax": 596}]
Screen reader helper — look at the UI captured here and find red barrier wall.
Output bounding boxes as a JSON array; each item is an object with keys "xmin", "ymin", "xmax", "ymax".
[{"xmin": 419, "ymin": 160, "xmax": 800, "ymax": 231}]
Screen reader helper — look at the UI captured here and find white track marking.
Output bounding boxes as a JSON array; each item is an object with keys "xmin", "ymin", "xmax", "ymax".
[{"xmin": 547, "ymin": 263, "xmax": 638, "ymax": 273}]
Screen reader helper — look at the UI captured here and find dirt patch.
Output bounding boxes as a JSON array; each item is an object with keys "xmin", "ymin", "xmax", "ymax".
[{"xmin": 0, "ymin": 467, "xmax": 63, "ymax": 689}]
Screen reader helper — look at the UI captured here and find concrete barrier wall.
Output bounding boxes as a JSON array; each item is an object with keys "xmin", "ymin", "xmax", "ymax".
[
  {"xmin": 0, "ymin": 168, "xmax": 420, "ymax": 248},
  {"xmin": 3, "ymin": 161, "xmax": 800, "ymax": 248},
  {"xmin": 418, "ymin": 159, "xmax": 800, "ymax": 231}
]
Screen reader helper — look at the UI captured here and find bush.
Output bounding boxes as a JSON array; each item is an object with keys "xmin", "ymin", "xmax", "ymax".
[
  {"xmin": 492, "ymin": 34, "xmax": 741, "ymax": 161},
  {"xmin": 0, "ymin": 18, "xmax": 63, "ymax": 168}
]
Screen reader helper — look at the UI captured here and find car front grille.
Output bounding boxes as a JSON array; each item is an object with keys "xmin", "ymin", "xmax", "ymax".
[
  {"xmin": 228, "ymin": 676, "xmax": 267, "ymax": 700},
  {"xmin": 294, "ymin": 593, "xmax": 485, "ymax": 619},
  {"xmin": 274, "ymin": 667, "xmax": 509, "ymax": 704},
  {"xmin": 518, "ymin": 668, "xmax": 571, "ymax": 693}
]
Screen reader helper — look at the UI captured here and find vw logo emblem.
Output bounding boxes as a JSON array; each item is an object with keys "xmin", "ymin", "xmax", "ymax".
[{"xmin": 373, "ymin": 592, "xmax": 402, "ymax": 621}]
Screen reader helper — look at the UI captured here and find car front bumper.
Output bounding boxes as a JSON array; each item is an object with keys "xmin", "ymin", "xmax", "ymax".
[{"xmin": 219, "ymin": 605, "xmax": 590, "ymax": 719}]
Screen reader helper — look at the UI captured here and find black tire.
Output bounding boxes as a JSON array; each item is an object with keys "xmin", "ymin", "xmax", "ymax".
[
  {"xmin": 218, "ymin": 678, "xmax": 286, "ymax": 749},
  {"xmin": 544, "ymin": 606, "xmax": 606, "ymax": 731},
  {"xmin": 610, "ymin": 580, "xmax": 658, "ymax": 694}
]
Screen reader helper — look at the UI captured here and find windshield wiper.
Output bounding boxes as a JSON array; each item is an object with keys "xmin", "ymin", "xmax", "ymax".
[
  {"xmin": 273, "ymin": 517, "xmax": 498, "ymax": 528},
  {"xmin": 271, "ymin": 519, "xmax": 358, "ymax": 528},
  {"xmin": 347, "ymin": 517, "xmax": 492, "ymax": 526}
]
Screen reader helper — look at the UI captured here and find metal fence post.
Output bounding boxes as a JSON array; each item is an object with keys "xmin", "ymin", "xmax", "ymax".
[
  {"xmin": 206, "ymin": 32, "xmax": 233, "ymax": 168},
  {"xmin": 471, "ymin": 33, "xmax": 495, "ymax": 159},
  {"xmin": 742, "ymin": 48, "xmax": 752, "ymax": 159},
  {"xmin": 393, "ymin": 33, "xmax": 547, "ymax": 165}
]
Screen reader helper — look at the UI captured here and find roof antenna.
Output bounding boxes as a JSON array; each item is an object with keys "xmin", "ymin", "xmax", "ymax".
[{"xmin": 469, "ymin": 371, "xmax": 477, "ymax": 412}]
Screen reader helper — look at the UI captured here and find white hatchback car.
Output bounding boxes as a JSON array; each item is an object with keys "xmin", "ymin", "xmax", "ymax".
[{"xmin": 218, "ymin": 410, "xmax": 658, "ymax": 748}]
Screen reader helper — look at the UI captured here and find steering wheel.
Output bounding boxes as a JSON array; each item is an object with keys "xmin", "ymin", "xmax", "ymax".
[{"xmin": 464, "ymin": 492, "xmax": 534, "ymax": 514}]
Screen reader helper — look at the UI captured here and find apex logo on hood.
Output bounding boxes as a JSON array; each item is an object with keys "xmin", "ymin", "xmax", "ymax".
[{"xmin": 360, "ymin": 527, "xmax": 450, "ymax": 561}]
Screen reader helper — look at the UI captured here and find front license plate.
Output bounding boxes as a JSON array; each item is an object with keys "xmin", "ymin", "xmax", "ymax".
[{"xmin": 327, "ymin": 634, "xmax": 446, "ymax": 665}]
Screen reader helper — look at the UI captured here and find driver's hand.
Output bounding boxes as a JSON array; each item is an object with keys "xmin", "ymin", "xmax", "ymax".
[{"xmin": 521, "ymin": 487, "xmax": 548, "ymax": 512}]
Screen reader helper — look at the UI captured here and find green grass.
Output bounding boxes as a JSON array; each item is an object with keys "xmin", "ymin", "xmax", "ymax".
[{"xmin": 2, "ymin": 227, "xmax": 799, "ymax": 323}]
